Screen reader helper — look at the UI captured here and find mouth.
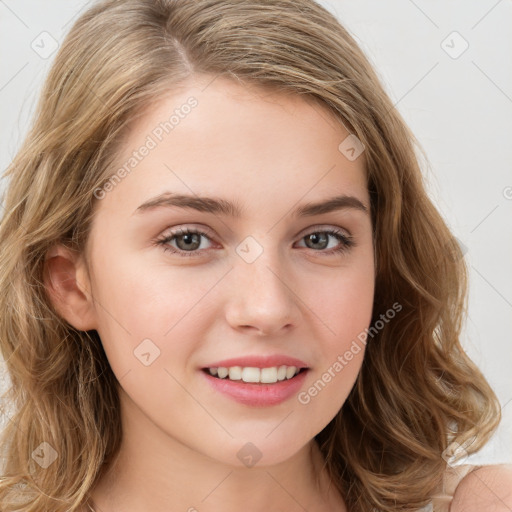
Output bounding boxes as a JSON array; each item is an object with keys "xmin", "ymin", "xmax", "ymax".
[{"xmin": 202, "ymin": 365, "xmax": 309, "ymax": 385}]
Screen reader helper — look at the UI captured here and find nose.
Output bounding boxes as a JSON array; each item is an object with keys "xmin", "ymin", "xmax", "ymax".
[{"xmin": 224, "ymin": 250, "xmax": 301, "ymax": 336}]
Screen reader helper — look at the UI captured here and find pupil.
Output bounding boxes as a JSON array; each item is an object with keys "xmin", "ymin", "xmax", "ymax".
[
  {"xmin": 308, "ymin": 233, "xmax": 327, "ymax": 249},
  {"xmin": 178, "ymin": 233, "xmax": 200, "ymax": 250}
]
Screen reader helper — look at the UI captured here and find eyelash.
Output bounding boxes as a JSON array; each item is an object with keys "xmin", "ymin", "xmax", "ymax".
[{"xmin": 154, "ymin": 226, "xmax": 355, "ymax": 258}]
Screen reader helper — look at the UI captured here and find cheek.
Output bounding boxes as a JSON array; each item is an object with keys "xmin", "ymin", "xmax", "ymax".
[
  {"xmin": 88, "ymin": 259, "xmax": 216, "ymax": 428},
  {"xmin": 92, "ymin": 243, "xmax": 201, "ymax": 327},
  {"xmin": 85, "ymin": 238, "xmax": 375, "ymax": 462},
  {"xmin": 294, "ymin": 260, "xmax": 374, "ymax": 431},
  {"xmin": 297, "ymin": 346, "xmax": 364, "ymax": 442},
  {"xmin": 91, "ymin": 237, "xmax": 374, "ymax": 368},
  {"xmin": 89, "ymin": 251, "xmax": 226, "ymax": 372},
  {"xmin": 307, "ymin": 258, "xmax": 375, "ymax": 352}
]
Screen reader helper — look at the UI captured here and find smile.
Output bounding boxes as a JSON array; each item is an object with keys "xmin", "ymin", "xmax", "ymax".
[{"xmin": 205, "ymin": 365, "xmax": 304, "ymax": 384}]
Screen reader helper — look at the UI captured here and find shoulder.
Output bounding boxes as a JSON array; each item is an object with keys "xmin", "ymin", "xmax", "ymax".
[{"xmin": 450, "ymin": 464, "xmax": 512, "ymax": 512}]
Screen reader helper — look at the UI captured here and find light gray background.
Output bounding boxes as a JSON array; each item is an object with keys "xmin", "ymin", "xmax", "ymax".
[{"xmin": 1, "ymin": 1, "xmax": 511, "ymax": 464}]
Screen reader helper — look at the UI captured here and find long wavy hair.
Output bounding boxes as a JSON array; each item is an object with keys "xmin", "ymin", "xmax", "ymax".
[{"xmin": 0, "ymin": 0, "xmax": 500, "ymax": 510}]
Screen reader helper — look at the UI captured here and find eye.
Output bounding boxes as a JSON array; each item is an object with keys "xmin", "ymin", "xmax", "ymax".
[
  {"xmin": 154, "ymin": 227, "xmax": 215, "ymax": 257},
  {"xmin": 295, "ymin": 228, "xmax": 354, "ymax": 255},
  {"xmin": 154, "ymin": 226, "xmax": 355, "ymax": 258}
]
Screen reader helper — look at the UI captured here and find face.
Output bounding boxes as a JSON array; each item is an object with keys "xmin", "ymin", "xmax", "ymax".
[{"xmin": 77, "ymin": 75, "xmax": 374, "ymax": 467}]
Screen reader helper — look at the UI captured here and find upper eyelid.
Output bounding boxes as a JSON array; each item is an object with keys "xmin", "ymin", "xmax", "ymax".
[
  {"xmin": 162, "ymin": 223, "xmax": 352, "ymax": 239},
  {"xmin": 159, "ymin": 224, "xmax": 352, "ymax": 251},
  {"xmin": 297, "ymin": 224, "xmax": 352, "ymax": 238}
]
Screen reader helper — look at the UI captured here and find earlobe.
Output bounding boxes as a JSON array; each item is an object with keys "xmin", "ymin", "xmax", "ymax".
[{"xmin": 44, "ymin": 245, "xmax": 98, "ymax": 331}]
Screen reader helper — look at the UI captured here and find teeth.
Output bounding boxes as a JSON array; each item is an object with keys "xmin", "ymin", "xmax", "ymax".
[
  {"xmin": 260, "ymin": 367, "xmax": 277, "ymax": 383},
  {"xmin": 242, "ymin": 367, "xmax": 260, "ymax": 383},
  {"xmin": 208, "ymin": 365, "xmax": 301, "ymax": 383},
  {"xmin": 217, "ymin": 367, "xmax": 228, "ymax": 379},
  {"xmin": 277, "ymin": 365, "xmax": 287, "ymax": 381},
  {"xmin": 285, "ymin": 366, "xmax": 297, "ymax": 379},
  {"xmin": 228, "ymin": 366, "xmax": 242, "ymax": 380}
]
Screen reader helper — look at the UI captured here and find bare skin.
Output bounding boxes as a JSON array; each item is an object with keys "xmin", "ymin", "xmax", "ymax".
[
  {"xmin": 47, "ymin": 73, "xmax": 369, "ymax": 511},
  {"xmin": 46, "ymin": 74, "xmax": 512, "ymax": 512}
]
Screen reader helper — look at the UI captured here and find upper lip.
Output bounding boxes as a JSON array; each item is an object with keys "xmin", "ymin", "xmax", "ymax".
[{"xmin": 203, "ymin": 355, "xmax": 309, "ymax": 369}]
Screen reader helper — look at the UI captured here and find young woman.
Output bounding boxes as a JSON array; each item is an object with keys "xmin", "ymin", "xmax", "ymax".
[{"xmin": 0, "ymin": 1, "xmax": 510, "ymax": 511}]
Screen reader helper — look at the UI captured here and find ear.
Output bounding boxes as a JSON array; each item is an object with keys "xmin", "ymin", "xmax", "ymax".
[{"xmin": 44, "ymin": 244, "xmax": 98, "ymax": 331}]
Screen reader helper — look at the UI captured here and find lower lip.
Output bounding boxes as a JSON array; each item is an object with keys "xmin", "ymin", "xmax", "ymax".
[{"xmin": 201, "ymin": 369, "xmax": 309, "ymax": 407}]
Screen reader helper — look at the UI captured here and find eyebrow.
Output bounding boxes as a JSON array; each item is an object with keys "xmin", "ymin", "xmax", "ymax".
[{"xmin": 133, "ymin": 192, "xmax": 369, "ymax": 217}]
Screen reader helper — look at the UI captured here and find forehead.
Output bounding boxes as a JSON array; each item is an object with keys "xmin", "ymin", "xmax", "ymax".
[{"xmin": 98, "ymin": 75, "xmax": 368, "ymax": 219}]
